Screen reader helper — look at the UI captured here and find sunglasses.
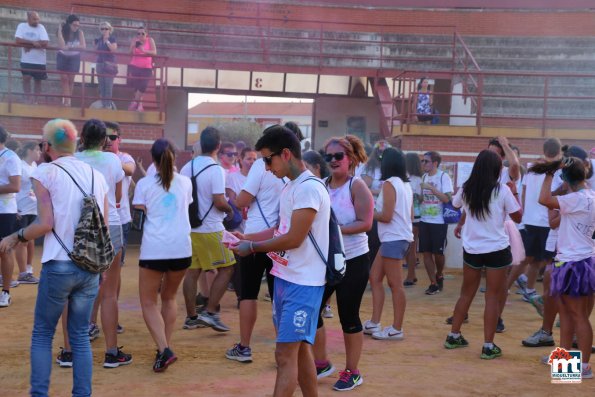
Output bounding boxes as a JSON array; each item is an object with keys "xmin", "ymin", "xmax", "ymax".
[
  {"xmin": 421, "ymin": 159, "xmax": 431, "ymax": 164},
  {"xmin": 38, "ymin": 141, "xmax": 51, "ymax": 149},
  {"xmin": 221, "ymin": 152, "xmax": 237, "ymax": 158},
  {"xmin": 324, "ymin": 152, "xmax": 345, "ymax": 162},
  {"xmin": 100, "ymin": 27, "xmax": 110, "ymax": 31},
  {"xmin": 137, "ymin": 32, "xmax": 146, "ymax": 36},
  {"xmin": 263, "ymin": 150, "xmax": 281, "ymax": 166},
  {"xmin": 107, "ymin": 135, "xmax": 119, "ymax": 141}
]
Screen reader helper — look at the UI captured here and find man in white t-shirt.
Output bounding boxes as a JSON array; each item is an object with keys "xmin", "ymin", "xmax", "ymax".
[
  {"xmin": 0, "ymin": 126, "xmax": 22, "ymax": 306},
  {"xmin": 232, "ymin": 125, "xmax": 330, "ymax": 397},
  {"xmin": 14, "ymin": 11, "xmax": 49, "ymax": 104},
  {"xmin": 180, "ymin": 127, "xmax": 235, "ymax": 332},
  {"xmin": 487, "ymin": 136, "xmax": 521, "ymax": 183},
  {"xmin": 419, "ymin": 150, "xmax": 453, "ymax": 295}
]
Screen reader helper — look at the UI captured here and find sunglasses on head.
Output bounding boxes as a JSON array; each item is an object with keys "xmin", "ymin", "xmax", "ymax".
[
  {"xmin": 324, "ymin": 152, "xmax": 345, "ymax": 162},
  {"xmin": 222, "ymin": 152, "xmax": 237, "ymax": 158},
  {"xmin": 263, "ymin": 150, "xmax": 281, "ymax": 166},
  {"xmin": 107, "ymin": 135, "xmax": 119, "ymax": 141}
]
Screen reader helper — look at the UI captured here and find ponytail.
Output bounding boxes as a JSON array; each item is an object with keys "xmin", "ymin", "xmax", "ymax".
[
  {"xmin": 150, "ymin": 138, "xmax": 176, "ymax": 191},
  {"xmin": 528, "ymin": 160, "xmax": 563, "ymax": 175},
  {"xmin": 529, "ymin": 156, "xmax": 588, "ymax": 186}
]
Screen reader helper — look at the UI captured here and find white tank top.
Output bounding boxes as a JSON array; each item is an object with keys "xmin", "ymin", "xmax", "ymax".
[{"xmin": 326, "ymin": 176, "xmax": 369, "ymax": 260}]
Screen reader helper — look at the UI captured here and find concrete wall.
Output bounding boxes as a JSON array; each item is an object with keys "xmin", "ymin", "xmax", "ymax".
[
  {"xmin": 164, "ymin": 88, "xmax": 189, "ymax": 150},
  {"xmin": 313, "ymin": 97, "xmax": 380, "ymax": 149}
]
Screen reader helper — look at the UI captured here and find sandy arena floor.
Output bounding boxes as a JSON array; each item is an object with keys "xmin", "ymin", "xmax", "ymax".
[{"xmin": 0, "ymin": 246, "xmax": 593, "ymax": 396}]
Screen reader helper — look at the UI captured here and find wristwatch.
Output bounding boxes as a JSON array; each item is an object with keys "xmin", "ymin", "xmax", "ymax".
[{"xmin": 17, "ymin": 228, "xmax": 28, "ymax": 243}]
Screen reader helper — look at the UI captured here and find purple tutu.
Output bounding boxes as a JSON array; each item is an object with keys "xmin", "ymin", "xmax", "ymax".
[{"xmin": 550, "ymin": 257, "xmax": 595, "ymax": 297}]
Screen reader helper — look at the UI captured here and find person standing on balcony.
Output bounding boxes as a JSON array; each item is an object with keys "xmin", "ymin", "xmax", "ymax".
[
  {"xmin": 94, "ymin": 22, "xmax": 118, "ymax": 109},
  {"xmin": 128, "ymin": 26, "xmax": 156, "ymax": 112},
  {"xmin": 15, "ymin": 11, "xmax": 49, "ymax": 105},
  {"xmin": 56, "ymin": 14, "xmax": 85, "ymax": 107},
  {"xmin": 413, "ymin": 77, "xmax": 433, "ymax": 124}
]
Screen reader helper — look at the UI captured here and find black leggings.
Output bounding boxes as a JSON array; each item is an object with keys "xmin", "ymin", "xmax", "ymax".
[
  {"xmin": 317, "ymin": 253, "xmax": 370, "ymax": 334},
  {"xmin": 238, "ymin": 252, "xmax": 275, "ymax": 301}
]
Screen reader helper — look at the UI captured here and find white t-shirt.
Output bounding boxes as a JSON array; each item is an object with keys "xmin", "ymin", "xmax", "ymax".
[
  {"xmin": 226, "ymin": 170, "xmax": 246, "ymax": 196},
  {"xmin": 32, "ymin": 157, "xmax": 108, "ymax": 263},
  {"xmin": 588, "ymin": 159, "xmax": 595, "ymax": 190},
  {"xmin": 420, "ymin": 171, "xmax": 453, "ymax": 224},
  {"xmin": 270, "ymin": 170, "xmax": 330, "ymax": 287},
  {"xmin": 15, "ymin": 22, "xmax": 49, "ymax": 65},
  {"xmin": 116, "ymin": 152, "xmax": 135, "ymax": 224},
  {"xmin": 556, "ymin": 189, "xmax": 595, "ymax": 262},
  {"xmin": 409, "ymin": 175, "xmax": 422, "ymax": 222},
  {"xmin": 241, "ymin": 158, "xmax": 285, "ymax": 234},
  {"xmin": 0, "ymin": 148, "xmax": 22, "ymax": 214},
  {"xmin": 376, "ymin": 177, "xmax": 414, "ymax": 243},
  {"xmin": 522, "ymin": 171, "xmax": 557, "ymax": 228},
  {"xmin": 146, "ymin": 163, "xmax": 156, "ymax": 177},
  {"xmin": 133, "ymin": 173, "xmax": 193, "ymax": 260},
  {"xmin": 17, "ymin": 160, "xmax": 37, "ymax": 215},
  {"xmin": 75, "ymin": 150, "xmax": 125, "ymax": 226},
  {"xmin": 362, "ymin": 166, "xmax": 382, "ymax": 200},
  {"xmin": 453, "ymin": 183, "xmax": 520, "ymax": 254},
  {"xmin": 180, "ymin": 156, "xmax": 226, "ymax": 233}
]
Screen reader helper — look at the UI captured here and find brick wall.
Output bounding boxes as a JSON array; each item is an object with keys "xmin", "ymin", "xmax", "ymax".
[{"xmin": 4, "ymin": 1, "xmax": 595, "ymax": 36}]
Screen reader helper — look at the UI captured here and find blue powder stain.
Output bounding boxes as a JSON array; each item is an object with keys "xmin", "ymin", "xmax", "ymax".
[{"xmin": 162, "ymin": 192, "xmax": 176, "ymax": 209}]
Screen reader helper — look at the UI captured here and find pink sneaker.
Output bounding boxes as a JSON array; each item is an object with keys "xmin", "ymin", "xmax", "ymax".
[
  {"xmin": 136, "ymin": 103, "xmax": 144, "ymax": 112},
  {"xmin": 128, "ymin": 101, "xmax": 137, "ymax": 111}
]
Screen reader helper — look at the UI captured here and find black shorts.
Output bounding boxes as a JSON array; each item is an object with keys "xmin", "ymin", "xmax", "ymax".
[
  {"xmin": 20, "ymin": 62, "xmax": 47, "ymax": 80},
  {"xmin": 317, "ymin": 253, "xmax": 370, "ymax": 333},
  {"xmin": 139, "ymin": 257, "xmax": 191, "ymax": 272},
  {"xmin": 238, "ymin": 252, "xmax": 275, "ymax": 301},
  {"xmin": 522, "ymin": 225, "xmax": 550, "ymax": 261},
  {"xmin": 128, "ymin": 65, "xmax": 153, "ymax": 93},
  {"xmin": 0, "ymin": 213, "xmax": 18, "ymax": 239},
  {"xmin": 56, "ymin": 53, "xmax": 81, "ymax": 73},
  {"xmin": 463, "ymin": 246, "xmax": 512, "ymax": 269},
  {"xmin": 418, "ymin": 221, "xmax": 448, "ymax": 255},
  {"xmin": 16, "ymin": 214, "xmax": 37, "ymax": 229},
  {"xmin": 418, "ymin": 114, "xmax": 433, "ymax": 122}
]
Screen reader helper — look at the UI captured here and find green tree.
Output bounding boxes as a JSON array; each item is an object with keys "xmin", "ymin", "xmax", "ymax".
[{"xmin": 213, "ymin": 120, "xmax": 262, "ymax": 147}]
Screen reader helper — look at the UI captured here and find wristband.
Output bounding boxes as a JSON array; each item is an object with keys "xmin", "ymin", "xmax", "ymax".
[
  {"xmin": 249, "ymin": 241, "xmax": 255, "ymax": 254},
  {"xmin": 17, "ymin": 228, "xmax": 28, "ymax": 243}
]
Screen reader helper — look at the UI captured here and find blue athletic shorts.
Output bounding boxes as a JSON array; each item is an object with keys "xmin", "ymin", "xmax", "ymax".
[{"xmin": 272, "ymin": 277, "xmax": 324, "ymax": 344}]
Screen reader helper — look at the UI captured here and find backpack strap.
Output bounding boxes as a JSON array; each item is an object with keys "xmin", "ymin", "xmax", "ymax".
[
  {"xmin": 191, "ymin": 159, "xmax": 218, "ymax": 222},
  {"xmin": 302, "ymin": 176, "xmax": 329, "ymax": 265},
  {"xmin": 255, "ymin": 176, "xmax": 287, "ymax": 229},
  {"xmin": 0, "ymin": 149, "xmax": 8, "ymax": 160}
]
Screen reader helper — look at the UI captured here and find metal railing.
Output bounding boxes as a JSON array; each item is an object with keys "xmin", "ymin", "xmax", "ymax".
[{"xmin": 0, "ymin": 42, "xmax": 168, "ymax": 118}]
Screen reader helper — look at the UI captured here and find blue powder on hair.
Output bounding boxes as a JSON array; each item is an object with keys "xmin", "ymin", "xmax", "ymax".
[{"xmin": 54, "ymin": 128, "xmax": 66, "ymax": 143}]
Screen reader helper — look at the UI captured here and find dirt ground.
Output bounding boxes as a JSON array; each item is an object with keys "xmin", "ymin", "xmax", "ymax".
[{"xmin": 1, "ymin": 246, "xmax": 593, "ymax": 396}]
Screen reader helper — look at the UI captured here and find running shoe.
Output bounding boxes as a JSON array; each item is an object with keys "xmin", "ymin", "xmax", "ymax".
[
  {"xmin": 197, "ymin": 311, "xmax": 230, "ymax": 332},
  {"xmin": 0, "ymin": 277, "xmax": 19, "ymax": 288},
  {"xmin": 117, "ymin": 324, "xmax": 124, "ymax": 334},
  {"xmin": 88, "ymin": 323, "xmax": 100, "ymax": 341},
  {"xmin": 529, "ymin": 294, "xmax": 544, "ymax": 318},
  {"xmin": 515, "ymin": 275, "xmax": 528, "ymax": 294},
  {"xmin": 446, "ymin": 313, "xmax": 469, "ymax": 325},
  {"xmin": 183, "ymin": 316, "xmax": 205, "ymax": 330},
  {"xmin": 322, "ymin": 305, "xmax": 334, "ymax": 318},
  {"xmin": 103, "ymin": 347, "xmax": 132, "ymax": 368},
  {"xmin": 263, "ymin": 293, "xmax": 272, "ymax": 302},
  {"xmin": 153, "ymin": 348, "xmax": 177, "ymax": 372},
  {"xmin": 522, "ymin": 290, "xmax": 538, "ymax": 303},
  {"xmin": 444, "ymin": 334, "xmax": 469, "ymax": 349},
  {"xmin": 17, "ymin": 273, "xmax": 39, "ymax": 284},
  {"xmin": 582, "ymin": 364, "xmax": 593, "ymax": 379},
  {"xmin": 362, "ymin": 320, "xmax": 381, "ymax": 335},
  {"xmin": 522, "ymin": 328, "xmax": 555, "ymax": 347},
  {"xmin": 0, "ymin": 291, "xmax": 11, "ymax": 308},
  {"xmin": 425, "ymin": 284, "xmax": 440, "ymax": 295},
  {"xmin": 480, "ymin": 344, "xmax": 502, "ymax": 360},
  {"xmin": 316, "ymin": 362, "xmax": 336, "ymax": 379},
  {"xmin": 436, "ymin": 275, "xmax": 444, "ymax": 291},
  {"xmin": 540, "ymin": 354, "xmax": 549, "ymax": 365},
  {"xmin": 56, "ymin": 348, "xmax": 73, "ymax": 368},
  {"xmin": 225, "ymin": 343, "xmax": 253, "ymax": 363},
  {"xmin": 496, "ymin": 318, "xmax": 506, "ymax": 333},
  {"xmin": 403, "ymin": 278, "xmax": 417, "ymax": 287},
  {"xmin": 372, "ymin": 326, "xmax": 404, "ymax": 340},
  {"xmin": 333, "ymin": 369, "xmax": 363, "ymax": 391}
]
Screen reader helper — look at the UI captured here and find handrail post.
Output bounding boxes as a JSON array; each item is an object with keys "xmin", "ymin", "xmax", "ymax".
[
  {"xmin": 451, "ymin": 32, "xmax": 457, "ymax": 72},
  {"xmin": 8, "ymin": 47, "xmax": 12, "ymax": 113},
  {"xmin": 81, "ymin": 59, "xmax": 86, "ymax": 117},
  {"xmin": 318, "ymin": 24, "xmax": 323, "ymax": 70},
  {"xmin": 542, "ymin": 76, "xmax": 549, "ymax": 136},
  {"xmin": 477, "ymin": 73, "xmax": 484, "ymax": 135}
]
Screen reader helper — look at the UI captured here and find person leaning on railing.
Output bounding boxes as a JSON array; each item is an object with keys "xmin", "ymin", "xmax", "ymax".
[
  {"xmin": 94, "ymin": 21, "xmax": 118, "ymax": 109},
  {"xmin": 56, "ymin": 14, "xmax": 85, "ymax": 107},
  {"xmin": 127, "ymin": 26, "xmax": 156, "ymax": 112}
]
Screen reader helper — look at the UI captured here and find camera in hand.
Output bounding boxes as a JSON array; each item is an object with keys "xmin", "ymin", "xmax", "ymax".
[{"xmin": 135, "ymin": 41, "xmax": 142, "ymax": 48}]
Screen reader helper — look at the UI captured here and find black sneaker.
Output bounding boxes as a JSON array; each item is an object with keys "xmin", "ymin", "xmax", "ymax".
[
  {"xmin": 425, "ymin": 284, "xmax": 440, "ymax": 295},
  {"xmin": 481, "ymin": 344, "xmax": 502, "ymax": 359},
  {"xmin": 446, "ymin": 313, "xmax": 469, "ymax": 325},
  {"xmin": 103, "ymin": 347, "xmax": 133, "ymax": 368},
  {"xmin": 56, "ymin": 348, "xmax": 73, "ymax": 368},
  {"xmin": 444, "ymin": 334, "xmax": 469, "ymax": 349},
  {"xmin": 316, "ymin": 362, "xmax": 336, "ymax": 379},
  {"xmin": 496, "ymin": 318, "xmax": 506, "ymax": 333},
  {"xmin": 403, "ymin": 278, "xmax": 417, "ymax": 287},
  {"xmin": 436, "ymin": 275, "xmax": 444, "ymax": 291},
  {"xmin": 153, "ymin": 347, "xmax": 177, "ymax": 372}
]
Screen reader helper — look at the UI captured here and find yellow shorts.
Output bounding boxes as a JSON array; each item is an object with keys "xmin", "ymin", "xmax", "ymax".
[{"xmin": 190, "ymin": 231, "xmax": 236, "ymax": 271}]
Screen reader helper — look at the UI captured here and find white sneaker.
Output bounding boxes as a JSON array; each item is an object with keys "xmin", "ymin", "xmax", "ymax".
[
  {"xmin": 363, "ymin": 320, "xmax": 381, "ymax": 335},
  {"xmin": 322, "ymin": 305, "xmax": 334, "ymax": 318},
  {"xmin": 0, "ymin": 291, "xmax": 11, "ymax": 307},
  {"xmin": 0, "ymin": 276, "xmax": 19, "ymax": 288},
  {"xmin": 372, "ymin": 326, "xmax": 404, "ymax": 340}
]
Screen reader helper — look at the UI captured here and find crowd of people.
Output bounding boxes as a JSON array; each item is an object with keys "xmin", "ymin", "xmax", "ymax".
[
  {"xmin": 14, "ymin": 11, "xmax": 156, "ymax": 110},
  {"xmin": 0, "ymin": 118, "xmax": 594, "ymax": 396}
]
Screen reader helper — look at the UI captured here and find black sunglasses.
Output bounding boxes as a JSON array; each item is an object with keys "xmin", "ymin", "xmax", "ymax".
[
  {"xmin": 107, "ymin": 135, "xmax": 119, "ymax": 141},
  {"xmin": 263, "ymin": 150, "xmax": 281, "ymax": 165},
  {"xmin": 222, "ymin": 152, "xmax": 237, "ymax": 158},
  {"xmin": 137, "ymin": 32, "xmax": 146, "ymax": 36},
  {"xmin": 421, "ymin": 159, "xmax": 431, "ymax": 164},
  {"xmin": 324, "ymin": 152, "xmax": 345, "ymax": 162},
  {"xmin": 100, "ymin": 27, "xmax": 110, "ymax": 31}
]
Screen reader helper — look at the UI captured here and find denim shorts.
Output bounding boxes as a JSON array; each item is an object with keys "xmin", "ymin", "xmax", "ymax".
[
  {"xmin": 109, "ymin": 224, "xmax": 123, "ymax": 255},
  {"xmin": 380, "ymin": 240, "xmax": 411, "ymax": 260},
  {"xmin": 273, "ymin": 277, "xmax": 324, "ymax": 344}
]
